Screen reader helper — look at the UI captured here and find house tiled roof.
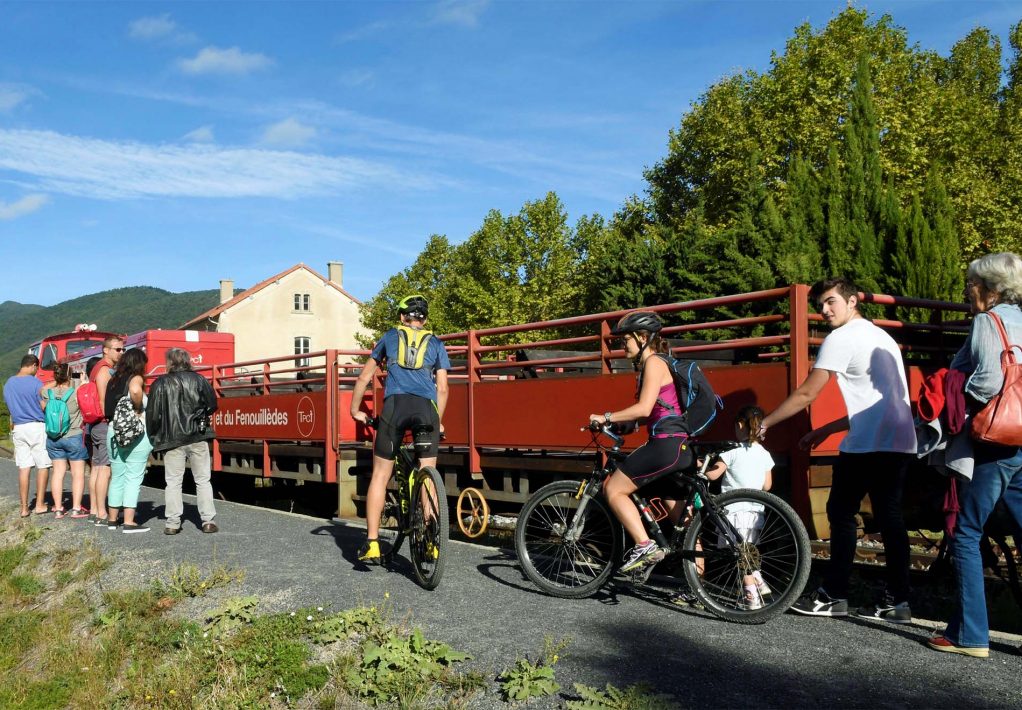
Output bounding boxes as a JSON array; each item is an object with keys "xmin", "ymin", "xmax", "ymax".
[{"xmin": 180, "ymin": 263, "xmax": 361, "ymax": 329}]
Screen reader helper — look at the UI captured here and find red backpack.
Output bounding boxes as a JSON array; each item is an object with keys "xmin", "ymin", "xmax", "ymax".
[{"xmin": 77, "ymin": 381, "xmax": 104, "ymax": 424}]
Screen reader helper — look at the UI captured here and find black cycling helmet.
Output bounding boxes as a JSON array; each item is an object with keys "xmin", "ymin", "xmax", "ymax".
[
  {"xmin": 397, "ymin": 294, "xmax": 429, "ymax": 319},
  {"xmin": 610, "ymin": 311, "xmax": 662, "ymax": 336}
]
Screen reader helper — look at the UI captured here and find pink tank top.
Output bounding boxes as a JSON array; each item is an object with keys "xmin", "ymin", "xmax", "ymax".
[{"xmin": 648, "ymin": 382, "xmax": 685, "ymax": 438}]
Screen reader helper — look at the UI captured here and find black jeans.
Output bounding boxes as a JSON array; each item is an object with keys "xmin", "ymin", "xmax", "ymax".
[{"xmin": 824, "ymin": 452, "xmax": 911, "ymax": 602}]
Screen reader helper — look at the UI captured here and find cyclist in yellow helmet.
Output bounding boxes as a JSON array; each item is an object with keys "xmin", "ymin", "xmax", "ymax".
[{"xmin": 350, "ymin": 294, "xmax": 451, "ymax": 563}]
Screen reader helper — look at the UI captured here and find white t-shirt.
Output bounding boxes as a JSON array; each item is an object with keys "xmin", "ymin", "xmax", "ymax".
[
  {"xmin": 813, "ymin": 318, "xmax": 916, "ymax": 454},
  {"xmin": 719, "ymin": 441, "xmax": 774, "ymax": 494},
  {"xmin": 719, "ymin": 442, "xmax": 774, "ymax": 514}
]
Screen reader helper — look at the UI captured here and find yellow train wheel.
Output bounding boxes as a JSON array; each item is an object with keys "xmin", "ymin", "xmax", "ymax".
[{"xmin": 456, "ymin": 487, "xmax": 489, "ymax": 538}]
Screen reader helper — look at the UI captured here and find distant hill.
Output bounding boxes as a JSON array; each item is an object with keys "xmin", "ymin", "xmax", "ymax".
[{"xmin": 0, "ymin": 286, "xmax": 237, "ymax": 377}]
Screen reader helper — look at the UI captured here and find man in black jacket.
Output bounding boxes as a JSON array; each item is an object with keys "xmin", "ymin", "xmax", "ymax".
[{"xmin": 146, "ymin": 348, "xmax": 219, "ymax": 534}]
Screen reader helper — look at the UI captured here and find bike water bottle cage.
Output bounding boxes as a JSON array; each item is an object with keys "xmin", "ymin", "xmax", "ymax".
[{"xmin": 395, "ymin": 325, "xmax": 434, "ymax": 369}]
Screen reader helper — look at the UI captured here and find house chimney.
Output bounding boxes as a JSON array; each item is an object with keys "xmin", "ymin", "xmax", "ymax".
[
  {"xmin": 327, "ymin": 261, "xmax": 343, "ymax": 286},
  {"xmin": 219, "ymin": 279, "xmax": 234, "ymax": 304}
]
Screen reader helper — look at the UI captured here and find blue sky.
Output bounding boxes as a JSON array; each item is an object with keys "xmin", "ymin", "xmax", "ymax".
[{"xmin": 1, "ymin": 1, "xmax": 1019, "ymax": 308}]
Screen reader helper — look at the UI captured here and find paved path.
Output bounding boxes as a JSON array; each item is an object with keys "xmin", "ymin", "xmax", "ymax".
[{"xmin": 2, "ymin": 458, "xmax": 1020, "ymax": 708}]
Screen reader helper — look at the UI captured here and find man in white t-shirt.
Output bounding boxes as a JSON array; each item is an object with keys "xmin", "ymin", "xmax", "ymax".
[{"xmin": 760, "ymin": 278, "xmax": 916, "ymax": 623}]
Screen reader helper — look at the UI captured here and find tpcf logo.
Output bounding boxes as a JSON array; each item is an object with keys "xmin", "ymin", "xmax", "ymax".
[{"xmin": 296, "ymin": 396, "xmax": 315, "ymax": 437}]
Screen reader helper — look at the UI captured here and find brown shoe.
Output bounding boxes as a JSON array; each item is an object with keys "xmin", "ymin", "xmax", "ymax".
[{"xmin": 201, "ymin": 522, "xmax": 219, "ymax": 534}]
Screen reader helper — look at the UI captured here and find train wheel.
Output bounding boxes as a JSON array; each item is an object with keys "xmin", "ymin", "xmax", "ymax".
[{"xmin": 457, "ymin": 487, "xmax": 489, "ymax": 538}]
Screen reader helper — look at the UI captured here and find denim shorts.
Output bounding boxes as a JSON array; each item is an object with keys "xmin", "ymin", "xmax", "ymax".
[{"xmin": 46, "ymin": 433, "xmax": 89, "ymax": 462}]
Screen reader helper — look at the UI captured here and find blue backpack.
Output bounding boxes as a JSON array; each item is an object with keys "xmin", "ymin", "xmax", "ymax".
[{"xmin": 45, "ymin": 388, "xmax": 75, "ymax": 440}]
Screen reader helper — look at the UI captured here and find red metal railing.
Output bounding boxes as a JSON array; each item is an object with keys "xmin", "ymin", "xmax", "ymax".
[{"xmin": 205, "ymin": 285, "xmax": 970, "ymax": 523}]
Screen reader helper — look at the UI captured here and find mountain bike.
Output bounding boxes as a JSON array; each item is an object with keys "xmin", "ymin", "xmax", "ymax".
[
  {"xmin": 514, "ymin": 422, "xmax": 811, "ymax": 623},
  {"xmin": 367, "ymin": 417, "xmax": 449, "ymax": 590}
]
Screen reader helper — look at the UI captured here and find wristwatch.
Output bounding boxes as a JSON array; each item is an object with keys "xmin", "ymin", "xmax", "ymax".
[{"xmin": 604, "ymin": 412, "xmax": 613, "ymax": 424}]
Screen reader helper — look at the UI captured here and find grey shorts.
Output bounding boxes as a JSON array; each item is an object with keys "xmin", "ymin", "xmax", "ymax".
[{"xmin": 90, "ymin": 422, "xmax": 110, "ymax": 467}]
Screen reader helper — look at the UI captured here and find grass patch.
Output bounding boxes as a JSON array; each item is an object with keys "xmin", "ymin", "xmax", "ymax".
[{"xmin": 0, "ymin": 510, "xmax": 486, "ymax": 709}]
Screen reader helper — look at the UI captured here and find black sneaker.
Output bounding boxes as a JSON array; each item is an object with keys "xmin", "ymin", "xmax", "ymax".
[
  {"xmin": 854, "ymin": 594, "xmax": 912, "ymax": 624},
  {"xmin": 122, "ymin": 523, "xmax": 150, "ymax": 534},
  {"xmin": 790, "ymin": 588, "xmax": 849, "ymax": 617}
]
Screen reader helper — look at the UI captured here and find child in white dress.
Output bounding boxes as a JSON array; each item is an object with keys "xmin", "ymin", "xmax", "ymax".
[{"xmin": 704, "ymin": 405, "xmax": 775, "ymax": 609}]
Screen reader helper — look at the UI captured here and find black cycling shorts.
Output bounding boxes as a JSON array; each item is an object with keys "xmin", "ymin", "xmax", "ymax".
[
  {"xmin": 619, "ymin": 436, "xmax": 693, "ymax": 488},
  {"xmin": 374, "ymin": 394, "xmax": 440, "ymax": 460}
]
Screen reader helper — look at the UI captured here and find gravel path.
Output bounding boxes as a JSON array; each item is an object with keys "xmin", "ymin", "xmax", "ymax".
[{"xmin": 2, "ymin": 457, "xmax": 1020, "ymax": 709}]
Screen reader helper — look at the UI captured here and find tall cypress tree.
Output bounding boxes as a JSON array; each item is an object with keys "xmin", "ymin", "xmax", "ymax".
[
  {"xmin": 844, "ymin": 55, "xmax": 883, "ymax": 293},
  {"xmin": 823, "ymin": 145, "xmax": 853, "ymax": 277},
  {"xmin": 881, "ymin": 177, "xmax": 908, "ymax": 296},
  {"xmin": 922, "ymin": 165, "xmax": 962, "ymax": 301},
  {"xmin": 777, "ymin": 154, "xmax": 824, "ymax": 284}
]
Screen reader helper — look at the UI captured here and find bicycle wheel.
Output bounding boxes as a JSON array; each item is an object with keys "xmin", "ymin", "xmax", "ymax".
[
  {"xmin": 378, "ymin": 483, "xmax": 407, "ymax": 562},
  {"xmin": 682, "ymin": 489, "xmax": 810, "ymax": 624},
  {"xmin": 409, "ymin": 466, "xmax": 448, "ymax": 590},
  {"xmin": 515, "ymin": 480, "xmax": 623, "ymax": 598}
]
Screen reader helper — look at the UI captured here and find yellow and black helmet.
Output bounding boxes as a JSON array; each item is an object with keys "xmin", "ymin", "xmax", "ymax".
[{"xmin": 397, "ymin": 294, "xmax": 429, "ymax": 319}]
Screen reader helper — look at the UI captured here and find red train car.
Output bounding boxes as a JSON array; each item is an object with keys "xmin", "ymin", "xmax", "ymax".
[
  {"xmin": 28, "ymin": 325, "xmax": 120, "ymax": 384},
  {"xmin": 27, "ymin": 327, "xmax": 234, "ymax": 384}
]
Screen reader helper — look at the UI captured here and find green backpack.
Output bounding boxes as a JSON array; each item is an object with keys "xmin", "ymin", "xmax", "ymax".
[
  {"xmin": 45, "ymin": 388, "xmax": 75, "ymax": 440},
  {"xmin": 395, "ymin": 325, "xmax": 434, "ymax": 369}
]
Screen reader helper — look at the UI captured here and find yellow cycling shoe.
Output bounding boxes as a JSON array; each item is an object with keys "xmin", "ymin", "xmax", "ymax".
[
  {"xmin": 358, "ymin": 539, "xmax": 381, "ymax": 563},
  {"xmin": 424, "ymin": 541, "xmax": 439, "ymax": 561}
]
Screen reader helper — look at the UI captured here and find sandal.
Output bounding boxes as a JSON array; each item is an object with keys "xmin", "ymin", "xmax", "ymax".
[
  {"xmin": 32, "ymin": 507, "xmax": 49, "ymax": 515},
  {"xmin": 70, "ymin": 508, "xmax": 89, "ymax": 519},
  {"xmin": 53, "ymin": 508, "xmax": 67, "ymax": 519},
  {"xmin": 20, "ymin": 510, "xmax": 31, "ymax": 518}
]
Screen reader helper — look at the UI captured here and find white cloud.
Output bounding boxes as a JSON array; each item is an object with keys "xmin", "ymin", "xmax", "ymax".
[
  {"xmin": 260, "ymin": 118, "xmax": 317, "ymax": 148},
  {"xmin": 335, "ymin": 20, "xmax": 390, "ymax": 44},
  {"xmin": 182, "ymin": 125, "xmax": 215, "ymax": 143},
  {"xmin": 0, "ymin": 194, "xmax": 49, "ymax": 221},
  {"xmin": 339, "ymin": 69, "xmax": 375, "ymax": 87},
  {"xmin": 128, "ymin": 14, "xmax": 176, "ymax": 40},
  {"xmin": 431, "ymin": 0, "xmax": 489, "ymax": 27},
  {"xmin": 0, "ymin": 128, "xmax": 426, "ymax": 200},
  {"xmin": 0, "ymin": 83, "xmax": 37, "ymax": 112},
  {"xmin": 128, "ymin": 14, "xmax": 197, "ymax": 43},
  {"xmin": 177, "ymin": 46, "xmax": 273, "ymax": 75}
]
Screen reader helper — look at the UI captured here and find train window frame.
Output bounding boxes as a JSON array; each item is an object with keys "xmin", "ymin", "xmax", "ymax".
[{"xmin": 39, "ymin": 344, "xmax": 59, "ymax": 370}]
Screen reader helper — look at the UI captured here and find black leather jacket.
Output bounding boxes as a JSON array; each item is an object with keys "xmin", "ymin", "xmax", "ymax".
[{"xmin": 145, "ymin": 370, "xmax": 218, "ymax": 453}]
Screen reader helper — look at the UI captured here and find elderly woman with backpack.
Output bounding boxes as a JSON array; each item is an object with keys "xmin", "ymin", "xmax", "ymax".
[
  {"xmin": 103, "ymin": 348, "xmax": 153, "ymax": 533},
  {"xmin": 929, "ymin": 252, "xmax": 1022, "ymax": 658},
  {"xmin": 40, "ymin": 363, "xmax": 89, "ymax": 518}
]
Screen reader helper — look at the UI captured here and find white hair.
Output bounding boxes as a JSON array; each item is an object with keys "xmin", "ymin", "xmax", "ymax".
[{"xmin": 968, "ymin": 252, "xmax": 1022, "ymax": 305}]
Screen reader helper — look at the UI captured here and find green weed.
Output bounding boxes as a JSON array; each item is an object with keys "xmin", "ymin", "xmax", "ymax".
[
  {"xmin": 498, "ymin": 636, "xmax": 569, "ymax": 703},
  {"xmin": 566, "ymin": 682, "xmax": 676, "ymax": 709},
  {"xmin": 157, "ymin": 560, "xmax": 245, "ymax": 598}
]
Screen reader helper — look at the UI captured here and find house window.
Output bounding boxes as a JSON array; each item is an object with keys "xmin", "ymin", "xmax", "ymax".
[
  {"xmin": 294, "ymin": 336, "xmax": 311, "ymax": 367},
  {"xmin": 294, "ymin": 293, "xmax": 311, "ymax": 312}
]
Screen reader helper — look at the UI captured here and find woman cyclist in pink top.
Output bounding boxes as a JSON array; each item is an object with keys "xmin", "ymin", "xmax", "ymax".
[{"xmin": 589, "ymin": 311, "xmax": 693, "ymax": 573}]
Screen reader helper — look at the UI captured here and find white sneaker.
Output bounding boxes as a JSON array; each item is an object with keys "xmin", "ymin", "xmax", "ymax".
[
  {"xmin": 752, "ymin": 570, "xmax": 772, "ymax": 596},
  {"xmin": 743, "ymin": 584, "xmax": 763, "ymax": 610}
]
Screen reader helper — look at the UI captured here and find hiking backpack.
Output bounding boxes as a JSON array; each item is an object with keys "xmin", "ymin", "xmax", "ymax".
[
  {"xmin": 76, "ymin": 381, "xmax": 104, "ymax": 424},
  {"xmin": 648, "ymin": 353, "xmax": 723, "ymax": 436},
  {"xmin": 394, "ymin": 325, "xmax": 434, "ymax": 369},
  {"xmin": 44, "ymin": 388, "xmax": 75, "ymax": 440}
]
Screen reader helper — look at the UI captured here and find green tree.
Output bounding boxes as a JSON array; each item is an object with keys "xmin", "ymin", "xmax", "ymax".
[{"xmin": 776, "ymin": 154, "xmax": 824, "ymax": 284}]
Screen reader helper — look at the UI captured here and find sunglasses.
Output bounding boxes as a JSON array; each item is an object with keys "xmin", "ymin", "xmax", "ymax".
[{"xmin": 106, "ymin": 346, "xmax": 125, "ymax": 352}]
